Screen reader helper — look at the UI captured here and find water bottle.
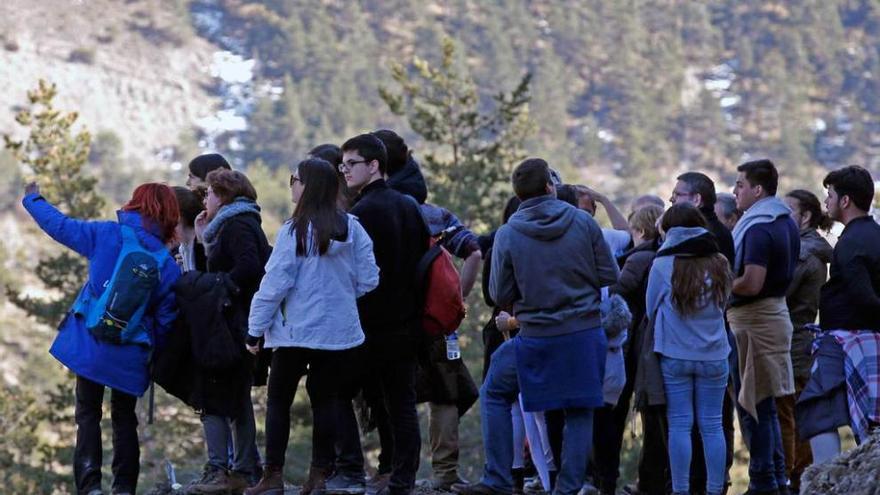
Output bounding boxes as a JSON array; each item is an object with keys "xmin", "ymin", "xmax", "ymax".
[{"xmin": 446, "ymin": 332, "xmax": 461, "ymax": 360}]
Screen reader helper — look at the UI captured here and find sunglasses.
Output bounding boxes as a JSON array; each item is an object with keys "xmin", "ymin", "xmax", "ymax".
[{"xmin": 289, "ymin": 175, "xmax": 302, "ymax": 187}]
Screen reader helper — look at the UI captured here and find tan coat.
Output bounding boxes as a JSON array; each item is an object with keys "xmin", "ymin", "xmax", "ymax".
[{"xmin": 728, "ymin": 297, "xmax": 795, "ymax": 418}]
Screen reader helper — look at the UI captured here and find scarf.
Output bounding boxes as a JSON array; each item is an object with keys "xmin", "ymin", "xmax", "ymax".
[
  {"xmin": 731, "ymin": 196, "xmax": 791, "ymax": 272},
  {"xmin": 202, "ymin": 197, "xmax": 261, "ymax": 257}
]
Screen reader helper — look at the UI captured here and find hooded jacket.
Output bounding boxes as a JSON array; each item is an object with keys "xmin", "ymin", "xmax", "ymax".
[
  {"xmin": 22, "ymin": 193, "xmax": 180, "ymax": 397},
  {"xmin": 786, "ymin": 228, "xmax": 833, "ymax": 379},
  {"xmin": 248, "ymin": 215, "xmax": 380, "ymax": 350},
  {"xmin": 647, "ymin": 226, "xmax": 730, "ymax": 362},
  {"xmin": 386, "ymin": 155, "xmax": 428, "ymax": 205},
  {"xmin": 489, "ymin": 195, "xmax": 619, "ymax": 337}
]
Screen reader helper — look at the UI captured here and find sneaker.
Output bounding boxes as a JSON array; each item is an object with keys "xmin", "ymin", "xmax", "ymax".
[
  {"xmin": 523, "ymin": 477, "xmax": 547, "ymax": 495},
  {"xmin": 187, "ymin": 466, "xmax": 233, "ymax": 494},
  {"xmin": 366, "ymin": 473, "xmax": 390, "ymax": 495},
  {"xmin": 244, "ymin": 465, "xmax": 284, "ymax": 495},
  {"xmin": 450, "ymin": 482, "xmax": 505, "ymax": 495},
  {"xmin": 324, "ymin": 472, "xmax": 366, "ymax": 495},
  {"xmin": 577, "ymin": 482, "xmax": 599, "ymax": 495}
]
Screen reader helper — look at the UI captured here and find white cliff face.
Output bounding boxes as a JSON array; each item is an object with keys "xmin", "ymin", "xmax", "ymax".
[{"xmin": 189, "ymin": 0, "xmax": 256, "ymax": 156}]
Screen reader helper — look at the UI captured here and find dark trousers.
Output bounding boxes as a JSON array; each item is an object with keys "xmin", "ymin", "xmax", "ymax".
[
  {"xmin": 74, "ymin": 375, "xmax": 139, "ymax": 495},
  {"xmin": 740, "ymin": 398, "xmax": 787, "ymax": 491},
  {"xmin": 636, "ymin": 405, "xmax": 670, "ymax": 495},
  {"xmin": 590, "ymin": 337, "xmax": 639, "ymax": 493},
  {"xmin": 362, "ymin": 357, "xmax": 421, "ymax": 494},
  {"xmin": 265, "ymin": 346, "xmax": 363, "ymax": 475}
]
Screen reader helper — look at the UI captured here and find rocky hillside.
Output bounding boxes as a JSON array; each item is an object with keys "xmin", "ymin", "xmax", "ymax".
[
  {"xmin": 801, "ymin": 432, "xmax": 880, "ymax": 495},
  {"xmin": 0, "ymin": 0, "xmax": 219, "ymax": 167}
]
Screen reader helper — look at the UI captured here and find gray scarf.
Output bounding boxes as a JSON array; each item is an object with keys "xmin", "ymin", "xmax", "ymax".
[
  {"xmin": 731, "ymin": 196, "xmax": 791, "ymax": 272},
  {"xmin": 202, "ymin": 197, "xmax": 261, "ymax": 257}
]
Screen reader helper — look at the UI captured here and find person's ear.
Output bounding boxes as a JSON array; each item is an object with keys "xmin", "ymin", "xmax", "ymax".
[
  {"xmin": 801, "ymin": 209, "xmax": 813, "ymax": 227},
  {"xmin": 546, "ymin": 182, "xmax": 555, "ymax": 195},
  {"xmin": 840, "ymin": 194, "xmax": 852, "ymax": 210},
  {"xmin": 693, "ymin": 192, "xmax": 703, "ymax": 207}
]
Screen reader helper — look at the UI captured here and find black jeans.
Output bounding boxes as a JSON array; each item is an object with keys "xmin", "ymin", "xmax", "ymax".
[
  {"xmin": 265, "ymin": 346, "xmax": 363, "ymax": 473},
  {"xmin": 74, "ymin": 375, "xmax": 139, "ymax": 495},
  {"xmin": 361, "ymin": 356, "xmax": 421, "ymax": 494}
]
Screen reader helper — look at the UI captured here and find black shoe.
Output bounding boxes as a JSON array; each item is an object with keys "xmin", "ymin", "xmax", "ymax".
[
  {"xmin": 451, "ymin": 482, "xmax": 506, "ymax": 495},
  {"xmin": 741, "ymin": 489, "xmax": 779, "ymax": 495}
]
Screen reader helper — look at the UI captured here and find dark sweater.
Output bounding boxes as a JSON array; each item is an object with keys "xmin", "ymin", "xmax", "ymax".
[
  {"xmin": 702, "ymin": 206, "xmax": 735, "ymax": 268},
  {"xmin": 820, "ymin": 216, "xmax": 880, "ymax": 330},
  {"xmin": 350, "ymin": 179, "xmax": 430, "ymax": 354}
]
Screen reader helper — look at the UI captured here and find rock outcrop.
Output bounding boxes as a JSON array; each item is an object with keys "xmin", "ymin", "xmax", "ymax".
[{"xmin": 801, "ymin": 432, "xmax": 880, "ymax": 495}]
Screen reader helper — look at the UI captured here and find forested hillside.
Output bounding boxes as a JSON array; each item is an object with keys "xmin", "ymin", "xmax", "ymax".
[
  {"xmin": 202, "ymin": 0, "xmax": 880, "ymax": 197},
  {"xmin": 2, "ymin": 1, "xmax": 880, "ymax": 492}
]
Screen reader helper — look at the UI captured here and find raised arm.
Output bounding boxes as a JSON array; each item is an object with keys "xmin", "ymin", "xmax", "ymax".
[{"xmin": 22, "ymin": 187, "xmax": 103, "ymax": 258}]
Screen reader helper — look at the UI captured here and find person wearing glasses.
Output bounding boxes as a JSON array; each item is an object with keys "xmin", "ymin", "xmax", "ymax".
[
  {"xmin": 245, "ymin": 158, "xmax": 379, "ymax": 495},
  {"xmin": 327, "ymin": 134, "xmax": 430, "ymax": 495}
]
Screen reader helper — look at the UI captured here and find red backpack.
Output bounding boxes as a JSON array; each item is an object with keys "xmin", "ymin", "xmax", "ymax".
[{"xmin": 415, "ymin": 228, "xmax": 466, "ymax": 338}]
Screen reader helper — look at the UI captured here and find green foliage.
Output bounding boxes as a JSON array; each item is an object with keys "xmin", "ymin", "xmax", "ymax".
[
  {"xmin": 3, "ymin": 79, "xmax": 105, "ymax": 326},
  {"xmin": 0, "ymin": 382, "xmax": 75, "ymax": 493},
  {"xmin": 380, "ymin": 38, "xmax": 533, "ymax": 231}
]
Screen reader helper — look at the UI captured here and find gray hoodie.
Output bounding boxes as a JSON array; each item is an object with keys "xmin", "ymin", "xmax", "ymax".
[{"xmin": 490, "ymin": 195, "xmax": 619, "ymax": 337}]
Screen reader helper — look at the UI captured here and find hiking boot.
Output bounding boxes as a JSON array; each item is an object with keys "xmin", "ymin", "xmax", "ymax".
[
  {"xmin": 86, "ymin": 490, "xmax": 104, "ymax": 495},
  {"xmin": 324, "ymin": 471, "xmax": 366, "ymax": 494},
  {"xmin": 244, "ymin": 465, "xmax": 284, "ymax": 495},
  {"xmin": 187, "ymin": 466, "xmax": 230, "ymax": 494},
  {"xmin": 302, "ymin": 465, "xmax": 333, "ymax": 495},
  {"xmin": 740, "ymin": 489, "xmax": 779, "ymax": 495},
  {"xmin": 451, "ymin": 482, "xmax": 505, "ymax": 495},
  {"xmin": 227, "ymin": 471, "xmax": 251, "ymax": 493},
  {"xmin": 366, "ymin": 473, "xmax": 390, "ymax": 495}
]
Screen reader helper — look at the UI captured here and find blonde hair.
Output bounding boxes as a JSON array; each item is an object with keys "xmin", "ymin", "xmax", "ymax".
[{"xmin": 628, "ymin": 204, "xmax": 664, "ymax": 241}]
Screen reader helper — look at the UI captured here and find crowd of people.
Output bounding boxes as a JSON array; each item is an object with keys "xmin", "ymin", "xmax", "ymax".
[{"xmin": 21, "ymin": 129, "xmax": 880, "ymax": 495}]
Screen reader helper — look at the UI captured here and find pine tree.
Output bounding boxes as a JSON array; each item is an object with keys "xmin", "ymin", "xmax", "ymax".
[
  {"xmin": 3, "ymin": 80, "xmax": 104, "ymax": 325},
  {"xmin": 380, "ymin": 37, "xmax": 533, "ymax": 231}
]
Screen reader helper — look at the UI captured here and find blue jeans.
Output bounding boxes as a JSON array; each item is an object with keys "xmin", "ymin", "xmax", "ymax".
[
  {"xmin": 740, "ymin": 397, "xmax": 787, "ymax": 491},
  {"xmin": 660, "ymin": 357, "xmax": 728, "ymax": 495},
  {"xmin": 480, "ymin": 339, "xmax": 595, "ymax": 495}
]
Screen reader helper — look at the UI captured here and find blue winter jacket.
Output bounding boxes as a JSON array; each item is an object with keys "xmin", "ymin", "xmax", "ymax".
[{"xmin": 23, "ymin": 193, "xmax": 181, "ymax": 396}]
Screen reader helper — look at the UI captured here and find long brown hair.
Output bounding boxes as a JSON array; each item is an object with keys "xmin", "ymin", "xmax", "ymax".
[
  {"xmin": 290, "ymin": 158, "xmax": 348, "ymax": 256},
  {"xmin": 662, "ymin": 203, "xmax": 732, "ymax": 316},
  {"xmin": 671, "ymin": 254, "xmax": 732, "ymax": 316}
]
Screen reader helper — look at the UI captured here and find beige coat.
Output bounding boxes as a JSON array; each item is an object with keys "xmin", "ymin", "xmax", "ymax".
[{"xmin": 728, "ymin": 297, "xmax": 795, "ymax": 418}]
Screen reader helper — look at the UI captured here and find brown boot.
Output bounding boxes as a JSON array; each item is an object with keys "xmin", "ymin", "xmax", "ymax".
[
  {"xmin": 302, "ymin": 465, "xmax": 333, "ymax": 495},
  {"xmin": 244, "ymin": 465, "xmax": 284, "ymax": 495}
]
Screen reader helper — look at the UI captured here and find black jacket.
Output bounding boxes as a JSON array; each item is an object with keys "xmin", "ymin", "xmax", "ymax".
[
  {"xmin": 155, "ymin": 271, "xmax": 251, "ymax": 417},
  {"xmin": 205, "ymin": 212, "xmax": 272, "ymax": 315},
  {"xmin": 350, "ymin": 179, "xmax": 430, "ymax": 357},
  {"xmin": 702, "ymin": 206, "xmax": 735, "ymax": 267},
  {"xmin": 820, "ymin": 216, "xmax": 880, "ymax": 330},
  {"xmin": 386, "ymin": 155, "xmax": 428, "ymax": 205}
]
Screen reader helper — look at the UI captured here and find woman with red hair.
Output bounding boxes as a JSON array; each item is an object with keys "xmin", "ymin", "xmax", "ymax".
[{"xmin": 22, "ymin": 181, "xmax": 181, "ymax": 495}]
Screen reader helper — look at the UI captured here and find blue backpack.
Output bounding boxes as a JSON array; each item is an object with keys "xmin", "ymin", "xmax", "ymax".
[{"xmin": 74, "ymin": 225, "xmax": 168, "ymax": 346}]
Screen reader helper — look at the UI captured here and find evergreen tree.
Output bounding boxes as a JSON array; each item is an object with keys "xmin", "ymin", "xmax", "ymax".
[
  {"xmin": 3, "ymin": 80, "xmax": 104, "ymax": 325},
  {"xmin": 380, "ymin": 38, "xmax": 533, "ymax": 231}
]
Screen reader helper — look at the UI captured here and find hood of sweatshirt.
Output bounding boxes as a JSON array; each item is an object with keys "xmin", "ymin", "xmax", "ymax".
[
  {"xmin": 386, "ymin": 155, "xmax": 428, "ymax": 204},
  {"xmin": 800, "ymin": 228, "xmax": 833, "ymax": 264},
  {"xmin": 657, "ymin": 226, "xmax": 718, "ymax": 258},
  {"xmin": 507, "ymin": 195, "xmax": 577, "ymax": 241}
]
